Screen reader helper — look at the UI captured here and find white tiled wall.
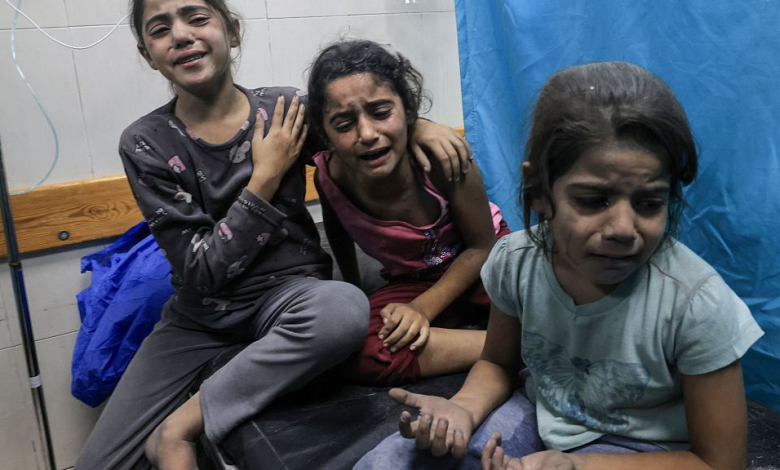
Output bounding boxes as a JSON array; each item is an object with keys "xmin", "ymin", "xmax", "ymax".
[{"xmin": 0, "ymin": 1, "xmax": 462, "ymax": 468}]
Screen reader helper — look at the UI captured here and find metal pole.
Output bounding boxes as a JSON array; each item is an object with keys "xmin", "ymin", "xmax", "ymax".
[{"xmin": 0, "ymin": 136, "xmax": 57, "ymax": 469}]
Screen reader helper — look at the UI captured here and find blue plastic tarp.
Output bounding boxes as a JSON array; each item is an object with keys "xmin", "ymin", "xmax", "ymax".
[
  {"xmin": 72, "ymin": 222, "xmax": 174, "ymax": 407},
  {"xmin": 455, "ymin": 0, "xmax": 780, "ymax": 412}
]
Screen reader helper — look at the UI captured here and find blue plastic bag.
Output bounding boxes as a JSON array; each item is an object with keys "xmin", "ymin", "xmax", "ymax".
[{"xmin": 71, "ymin": 221, "xmax": 174, "ymax": 407}]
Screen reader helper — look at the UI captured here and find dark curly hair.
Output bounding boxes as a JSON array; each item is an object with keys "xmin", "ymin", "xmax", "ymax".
[
  {"xmin": 522, "ymin": 61, "xmax": 698, "ymax": 252},
  {"xmin": 129, "ymin": 0, "xmax": 241, "ymax": 48},
  {"xmin": 307, "ymin": 39, "xmax": 429, "ymax": 144}
]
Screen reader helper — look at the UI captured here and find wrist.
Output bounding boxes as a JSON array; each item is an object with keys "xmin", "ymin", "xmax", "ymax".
[
  {"xmin": 409, "ymin": 299, "xmax": 437, "ymax": 322},
  {"xmin": 247, "ymin": 170, "xmax": 282, "ymax": 200},
  {"xmin": 413, "ymin": 118, "xmax": 431, "ymax": 134},
  {"xmin": 251, "ymin": 160, "xmax": 286, "ymax": 181},
  {"xmin": 449, "ymin": 396, "xmax": 480, "ymax": 429}
]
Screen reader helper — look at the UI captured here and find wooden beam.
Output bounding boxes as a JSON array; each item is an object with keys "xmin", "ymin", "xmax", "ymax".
[
  {"xmin": 0, "ymin": 168, "xmax": 322, "ymax": 257},
  {"xmin": 0, "ymin": 176, "xmax": 143, "ymax": 257},
  {"xmin": 305, "ymin": 165, "xmax": 317, "ymax": 204}
]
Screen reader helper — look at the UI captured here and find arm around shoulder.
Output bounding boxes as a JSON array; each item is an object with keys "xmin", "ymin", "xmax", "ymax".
[
  {"xmin": 410, "ymin": 160, "xmax": 497, "ymax": 320},
  {"xmin": 410, "ymin": 119, "xmax": 472, "ymax": 179}
]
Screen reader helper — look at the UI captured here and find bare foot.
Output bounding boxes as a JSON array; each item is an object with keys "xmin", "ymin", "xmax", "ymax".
[{"xmin": 145, "ymin": 393, "xmax": 204, "ymax": 470}]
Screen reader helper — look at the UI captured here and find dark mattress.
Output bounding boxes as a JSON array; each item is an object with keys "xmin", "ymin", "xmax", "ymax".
[
  {"xmin": 193, "ymin": 225, "xmax": 780, "ymax": 469},
  {"xmin": 195, "ymin": 345, "xmax": 780, "ymax": 470}
]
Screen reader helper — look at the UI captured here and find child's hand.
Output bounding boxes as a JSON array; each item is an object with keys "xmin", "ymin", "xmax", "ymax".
[
  {"xmin": 411, "ymin": 119, "xmax": 472, "ymax": 181},
  {"xmin": 389, "ymin": 388, "xmax": 475, "ymax": 458},
  {"xmin": 378, "ymin": 303, "xmax": 431, "ymax": 352},
  {"xmin": 251, "ymin": 94, "xmax": 308, "ymax": 180},
  {"xmin": 482, "ymin": 432, "xmax": 577, "ymax": 470}
]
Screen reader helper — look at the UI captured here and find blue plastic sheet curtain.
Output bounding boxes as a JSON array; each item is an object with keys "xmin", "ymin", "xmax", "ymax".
[{"xmin": 455, "ymin": 0, "xmax": 780, "ymax": 412}]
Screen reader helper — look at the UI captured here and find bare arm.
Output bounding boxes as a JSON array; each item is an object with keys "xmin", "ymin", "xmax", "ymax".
[
  {"xmin": 378, "ymin": 161, "xmax": 498, "ymax": 351},
  {"xmin": 411, "ymin": 161, "xmax": 497, "ymax": 322},
  {"xmin": 571, "ymin": 361, "xmax": 747, "ymax": 469},
  {"xmin": 390, "ymin": 305, "xmax": 523, "ymax": 458},
  {"xmin": 484, "ymin": 360, "xmax": 749, "ymax": 470},
  {"xmin": 576, "ymin": 360, "xmax": 747, "ymax": 469},
  {"xmin": 410, "ymin": 119, "xmax": 473, "ymax": 180},
  {"xmin": 313, "ymin": 168, "xmax": 362, "ymax": 288},
  {"xmin": 451, "ymin": 305, "xmax": 524, "ymax": 426}
]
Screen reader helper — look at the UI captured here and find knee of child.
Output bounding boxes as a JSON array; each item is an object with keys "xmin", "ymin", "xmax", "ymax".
[
  {"xmin": 314, "ymin": 281, "xmax": 369, "ymax": 345},
  {"xmin": 338, "ymin": 282, "xmax": 370, "ymax": 338}
]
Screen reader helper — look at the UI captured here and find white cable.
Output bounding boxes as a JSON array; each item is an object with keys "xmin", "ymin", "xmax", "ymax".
[
  {"xmin": 9, "ymin": 0, "xmax": 58, "ymax": 195},
  {"xmin": 5, "ymin": 0, "xmax": 129, "ymax": 194},
  {"xmin": 3, "ymin": 0, "xmax": 130, "ymax": 50}
]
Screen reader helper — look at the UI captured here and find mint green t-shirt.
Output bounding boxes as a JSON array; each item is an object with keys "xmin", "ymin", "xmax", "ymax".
[{"xmin": 481, "ymin": 230, "xmax": 764, "ymax": 451}]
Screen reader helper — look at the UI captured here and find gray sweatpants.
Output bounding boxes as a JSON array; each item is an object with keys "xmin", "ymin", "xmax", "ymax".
[{"xmin": 75, "ymin": 277, "xmax": 368, "ymax": 470}]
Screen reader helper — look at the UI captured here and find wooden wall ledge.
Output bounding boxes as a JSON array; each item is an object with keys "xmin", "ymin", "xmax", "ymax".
[
  {"xmin": 0, "ymin": 175, "xmax": 143, "ymax": 257},
  {"xmin": 0, "ymin": 166, "xmax": 318, "ymax": 257}
]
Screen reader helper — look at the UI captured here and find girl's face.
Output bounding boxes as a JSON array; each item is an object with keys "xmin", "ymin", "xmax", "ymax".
[
  {"xmin": 322, "ymin": 73, "xmax": 408, "ymax": 179},
  {"xmin": 536, "ymin": 144, "xmax": 670, "ymax": 303},
  {"xmin": 138, "ymin": 0, "xmax": 238, "ymax": 94}
]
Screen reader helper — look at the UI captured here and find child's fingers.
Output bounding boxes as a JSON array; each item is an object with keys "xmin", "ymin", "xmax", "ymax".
[
  {"xmin": 389, "ymin": 387, "xmax": 418, "ymax": 408},
  {"xmin": 378, "ymin": 322, "xmax": 396, "ymax": 341},
  {"xmin": 415, "ymin": 413, "xmax": 434, "ymax": 450},
  {"xmin": 379, "ymin": 304, "xmax": 394, "ymax": 323},
  {"xmin": 293, "ymin": 124, "xmax": 308, "ymax": 155},
  {"xmin": 383, "ymin": 317, "xmax": 413, "ymax": 349},
  {"xmin": 438, "ymin": 140, "xmax": 462, "ymax": 181},
  {"xmin": 282, "ymin": 95, "xmax": 301, "ymax": 132},
  {"xmin": 410, "ymin": 141, "xmax": 431, "ymax": 173},
  {"xmin": 491, "ymin": 444, "xmax": 506, "ymax": 469},
  {"xmin": 430, "ymin": 418, "xmax": 450, "ymax": 457},
  {"xmin": 291, "ymin": 102, "xmax": 306, "ymax": 136},
  {"xmin": 452, "ymin": 429, "xmax": 468, "ymax": 459},
  {"xmin": 482, "ymin": 437, "xmax": 497, "ymax": 469},
  {"xmin": 427, "ymin": 141, "xmax": 458, "ymax": 182},
  {"xmin": 378, "ymin": 305, "xmax": 398, "ymax": 340},
  {"xmin": 390, "ymin": 325, "xmax": 420, "ymax": 352},
  {"xmin": 409, "ymin": 325, "xmax": 430, "ymax": 351},
  {"xmin": 398, "ymin": 410, "xmax": 416, "ymax": 439},
  {"xmin": 271, "ymin": 95, "xmax": 285, "ymax": 128},
  {"xmin": 447, "ymin": 142, "xmax": 462, "ymax": 181},
  {"xmin": 452, "ymin": 134, "xmax": 472, "ymax": 172},
  {"xmin": 481, "ymin": 432, "xmax": 503, "ymax": 469}
]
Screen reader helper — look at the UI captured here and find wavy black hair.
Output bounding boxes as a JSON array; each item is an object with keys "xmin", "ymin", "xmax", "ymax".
[
  {"xmin": 522, "ymin": 61, "xmax": 698, "ymax": 252},
  {"xmin": 307, "ymin": 39, "xmax": 429, "ymax": 144},
  {"xmin": 129, "ymin": 0, "xmax": 241, "ymax": 48}
]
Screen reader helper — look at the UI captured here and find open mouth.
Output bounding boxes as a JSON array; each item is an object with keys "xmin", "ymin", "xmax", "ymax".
[
  {"xmin": 176, "ymin": 53, "xmax": 206, "ymax": 65},
  {"xmin": 359, "ymin": 147, "xmax": 390, "ymax": 161},
  {"xmin": 594, "ymin": 253, "xmax": 636, "ymax": 262}
]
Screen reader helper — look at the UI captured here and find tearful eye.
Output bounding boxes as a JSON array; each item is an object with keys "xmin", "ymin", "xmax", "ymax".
[
  {"xmin": 149, "ymin": 26, "xmax": 170, "ymax": 37},
  {"xmin": 576, "ymin": 197, "xmax": 609, "ymax": 209},
  {"xmin": 635, "ymin": 199, "xmax": 666, "ymax": 213},
  {"xmin": 334, "ymin": 122, "xmax": 353, "ymax": 133},
  {"xmin": 374, "ymin": 109, "xmax": 392, "ymax": 119}
]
